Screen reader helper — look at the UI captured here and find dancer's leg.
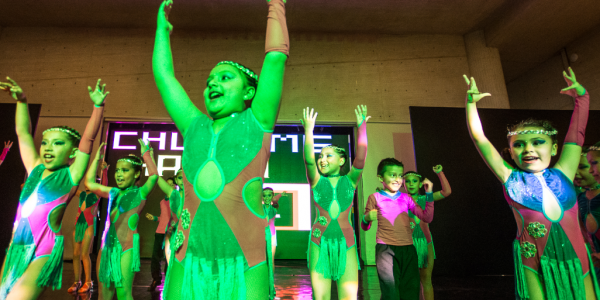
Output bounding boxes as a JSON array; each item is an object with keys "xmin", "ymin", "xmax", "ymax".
[
  {"xmin": 245, "ymin": 262, "xmax": 269, "ymax": 299},
  {"xmin": 396, "ymin": 245, "xmax": 419, "ymax": 300},
  {"xmin": 584, "ymin": 273, "xmax": 598, "ymax": 300},
  {"xmin": 97, "ymin": 250, "xmax": 115, "ymax": 300},
  {"xmin": 419, "ymin": 243, "xmax": 435, "ymax": 300},
  {"xmin": 310, "ymin": 242, "xmax": 332, "ymax": 300},
  {"xmin": 115, "ymin": 250, "xmax": 135, "ymax": 300},
  {"xmin": 73, "ymin": 231, "xmax": 82, "ymax": 283},
  {"xmin": 375, "ymin": 244, "xmax": 398, "ymax": 299},
  {"xmin": 524, "ymin": 269, "xmax": 544, "ymax": 300},
  {"xmin": 150, "ymin": 233, "xmax": 164, "ymax": 282},
  {"xmin": 6, "ymin": 257, "xmax": 48, "ymax": 300},
  {"xmin": 337, "ymin": 247, "xmax": 358, "ymax": 300},
  {"xmin": 80, "ymin": 226, "xmax": 95, "ymax": 283}
]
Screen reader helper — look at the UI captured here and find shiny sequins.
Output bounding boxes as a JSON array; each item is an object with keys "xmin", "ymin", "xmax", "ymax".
[
  {"xmin": 173, "ymin": 230, "xmax": 185, "ymax": 251},
  {"xmin": 181, "ymin": 209, "xmax": 191, "ymax": 230},
  {"xmin": 521, "ymin": 241, "xmax": 537, "ymax": 259},
  {"xmin": 527, "ymin": 222, "xmax": 547, "ymax": 239},
  {"xmin": 313, "ymin": 228, "xmax": 321, "ymax": 238},
  {"xmin": 318, "ymin": 216, "xmax": 327, "ymax": 226},
  {"xmin": 410, "ymin": 222, "xmax": 416, "ymax": 230}
]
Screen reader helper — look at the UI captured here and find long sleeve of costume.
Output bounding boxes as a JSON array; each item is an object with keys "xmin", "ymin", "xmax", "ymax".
[
  {"xmin": 265, "ymin": 0, "xmax": 289, "ymax": 55},
  {"xmin": 101, "ymin": 167, "xmax": 108, "ymax": 186},
  {"xmin": 353, "ymin": 121, "xmax": 368, "ymax": 170},
  {"xmin": 143, "ymin": 151, "xmax": 158, "ymax": 176},
  {"xmin": 438, "ymin": 171, "xmax": 451, "ymax": 198},
  {"xmin": 564, "ymin": 92, "xmax": 589, "ymax": 146},
  {"xmin": 408, "ymin": 193, "xmax": 434, "ymax": 223},
  {"xmin": 79, "ymin": 105, "xmax": 104, "ymax": 154},
  {"xmin": 272, "ymin": 193, "xmax": 282, "ymax": 209},
  {"xmin": 361, "ymin": 194, "xmax": 376, "ymax": 231},
  {"xmin": 0, "ymin": 147, "xmax": 9, "ymax": 162}
]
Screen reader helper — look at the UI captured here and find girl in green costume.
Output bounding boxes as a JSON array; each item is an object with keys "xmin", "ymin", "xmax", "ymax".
[
  {"xmin": 0, "ymin": 78, "xmax": 107, "ymax": 300},
  {"xmin": 302, "ymin": 106, "xmax": 369, "ymax": 300},
  {"xmin": 153, "ymin": 0, "xmax": 289, "ymax": 298},
  {"xmin": 85, "ymin": 141, "xmax": 158, "ymax": 300},
  {"xmin": 155, "ymin": 169, "xmax": 184, "ymax": 266}
]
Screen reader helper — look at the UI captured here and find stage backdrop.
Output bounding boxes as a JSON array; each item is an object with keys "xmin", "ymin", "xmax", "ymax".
[
  {"xmin": 0, "ymin": 103, "xmax": 42, "ymax": 261},
  {"xmin": 102, "ymin": 122, "xmax": 356, "ymax": 259},
  {"xmin": 409, "ymin": 106, "xmax": 600, "ymax": 276}
]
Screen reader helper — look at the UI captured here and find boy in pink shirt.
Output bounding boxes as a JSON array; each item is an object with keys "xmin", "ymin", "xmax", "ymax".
[{"xmin": 362, "ymin": 158, "xmax": 434, "ymax": 300}]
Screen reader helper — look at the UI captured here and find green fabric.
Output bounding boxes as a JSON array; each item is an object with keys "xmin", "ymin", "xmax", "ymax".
[
  {"xmin": 99, "ymin": 226, "xmax": 123, "ymax": 288},
  {"xmin": 0, "ymin": 243, "xmax": 36, "ymax": 298},
  {"xmin": 181, "ymin": 254, "xmax": 246, "ymax": 299},
  {"xmin": 265, "ymin": 227, "xmax": 275, "ymax": 299},
  {"xmin": 128, "ymin": 213, "xmax": 139, "ymax": 231},
  {"xmin": 412, "ymin": 226, "xmax": 428, "ymax": 269},
  {"xmin": 74, "ymin": 221, "xmax": 87, "ymax": 243},
  {"xmin": 586, "ymin": 245, "xmax": 600, "ymax": 296},
  {"xmin": 315, "ymin": 236, "xmax": 347, "ymax": 281},
  {"xmin": 36, "ymin": 235, "xmax": 64, "ymax": 290},
  {"xmin": 538, "ymin": 224, "xmax": 585, "ymax": 300},
  {"xmin": 131, "ymin": 233, "xmax": 140, "ymax": 272},
  {"xmin": 513, "ymin": 240, "xmax": 529, "ymax": 299}
]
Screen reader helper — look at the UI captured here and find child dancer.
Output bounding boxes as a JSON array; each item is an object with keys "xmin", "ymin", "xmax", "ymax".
[
  {"xmin": 68, "ymin": 161, "xmax": 108, "ymax": 294},
  {"xmin": 0, "ymin": 141, "xmax": 13, "ymax": 167},
  {"xmin": 0, "ymin": 77, "xmax": 106, "ymax": 299},
  {"xmin": 262, "ymin": 188, "xmax": 286, "ymax": 269},
  {"xmin": 85, "ymin": 140, "xmax": 158, "ymax": 300},
  {"xmin": 302, "ymin": 106, "xmax": 368, "ymax": 300},
  {"xmin": 362, "ymin": 158, "xmax": 434, "ymax": 300},
  {"xmin": 465, "ymin": 68, "xmax": 599, "ymax": 299},
  {"xmin": 581, "ymin": 144, "xmax": 600, "ymax": 272},
  {"xmin": 403, "ymin": 165, "xmax": 451, "ymax": 300},
  {"xmin": 145, "ymin": 176, "xmax": 172, "ymax": 291},
  {"xmin": 153, "ymin": 0, "xmax": 289, "ymax": 297}
]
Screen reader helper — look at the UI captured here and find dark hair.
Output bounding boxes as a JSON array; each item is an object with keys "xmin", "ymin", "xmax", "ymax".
[
  {"xmin": 263, "ymin": 187, "xmax": 274, "ymax": 192},
  {"xmin": 507, "ymin": 118, "xmax": 558, "ymax": 144},
  {"xmin": 402, "ymin": 171, "xmax": 422, "ymax": 182},
  {"xmin": 591, "ymin": 141, "xmax": 600, "ymax": 152},
  {"xmin": 44, "ymin": 126, "xmax": 82, "ymax": 145},
  {"xmin": 323, "ymin": 145, "xmax": 348, "ymax": 167},
  {"xmin": 377, "ymin": 158, "xmax": 404, "ymax": 176},
  {"xmin": 118, "ymin": 154, "xmax": 144, "ymax": 182},
  {"xmin": 166, "ymin": 177, "xmax": 175, "ymax": 183}
]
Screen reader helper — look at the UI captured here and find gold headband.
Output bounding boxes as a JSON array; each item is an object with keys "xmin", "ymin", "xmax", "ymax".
[
  {"xmin": 43, "ymin": 127, "xmax": 82, "ymax": 140},
  {"xmin": 117, "ymin": 157, "xmax": 143, "ymax": 166},
  {"xmin": 216, "ymin": 61, "xmax": 258, "ymax": 81},
  {"xmin": 507, "ymin": 129, "xmax": 557, "ymax": 137}
]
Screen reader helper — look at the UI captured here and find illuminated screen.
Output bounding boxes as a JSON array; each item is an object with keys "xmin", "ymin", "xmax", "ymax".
[{"xmin": 103, "ymin": 122, "xmax": 355, "ymax": 258}]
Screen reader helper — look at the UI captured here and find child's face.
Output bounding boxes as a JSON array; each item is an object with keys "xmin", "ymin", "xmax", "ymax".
[
  {"xmin": 317, "ymin": 148, "xmax": 344, "ymax": 176},
  {"xmin": 404, "ymin": 174, "xmax": 422, "ymax": 195},
  {"xmin": 575, "ymin": 155, "xmax": 597, "ymax": 188},
  {"xmin": 509, "ymin": 127, "xmax": 557, "ymax": 173},
  {"xmin": 115, "ymin": 161, "xmax": 140, "ymax": 189},
  {"xmin": 263, "ymin": 189, "xmax": 274, "ymax": 203},
  {"xmin": 40, "ymin": 131, "xmax": 77, "ymax": 170},
  {"xmin": 204, "ymin": 64, "xmax": 250, "ymax": 120},
  {"xmin": 587, "ymin": 151, "xmax": 600, "ymax": 183},
  {"xmin": 378, "ymin": 165, "xmax": 404, "ymax": 193},
  {"xmin": 174, "ymin": 170, "xmax": 184, "ymax": 188},
  {"xmin": 167, "ymin": 179, "xmax": 176, "ymax": 189}
]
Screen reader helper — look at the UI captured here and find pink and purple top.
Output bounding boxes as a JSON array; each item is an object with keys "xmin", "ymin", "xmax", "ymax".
[{"xmin": 362, "ymin": 190, "xmax": 434, "ymax": 246}]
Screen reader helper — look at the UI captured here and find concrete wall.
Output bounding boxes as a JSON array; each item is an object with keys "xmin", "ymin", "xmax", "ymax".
[
  {"xmin": 0, "ymin": 26, "xmax": 486, "ymax": 262},
  {"xmin": 507, "ymin": 24, "xmax": 600, "ymax": 111}
]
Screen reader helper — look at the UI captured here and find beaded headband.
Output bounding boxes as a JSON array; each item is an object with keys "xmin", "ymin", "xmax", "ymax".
[
  {"xmin": 589, "ymin": 146, "xmax": 600, "ymax": 151},
  {"xmin": 506, "ymin": 129, "xmax": 558, "ymax": 137},
  {"xmin": 43, "ymin": 127, "xmax": 82, "ymax": 140},
  {"xmin": 323, "ymin": 145, "xmax": 346, "ymax": 153},
  {"xmin": 403, "ymin": 172, "xmax": 422, "ymax": 179},
  {"xmin": 216, "ymin": 61, "xmax": 258, "ymax": 81},
  {"xmin": 117, "ymin": 156, "xmax": 143, "ymax": 167}
]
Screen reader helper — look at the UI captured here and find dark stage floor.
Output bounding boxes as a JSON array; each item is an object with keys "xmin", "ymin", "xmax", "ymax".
[{"xmin": 38, "ymin": 259, "xmax": 514, "ymax": 299}]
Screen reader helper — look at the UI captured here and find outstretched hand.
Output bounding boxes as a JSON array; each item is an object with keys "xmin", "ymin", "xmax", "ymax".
[
  {"xmin": 145, "ymin": 213, "xmax": 155, "ymax": 221},
  {"xmin": 139, "ymin": 139, "xmax": 151, "ymax": 156},
  {"xmin": 267, "ymin": 0, "xmax": 286, "ymax": 3},
  {"xmin": 433, "ymin": 165, "xmax": 443, "ymax": 174},
  {"xmin": 354, "ymin": 105, "xmax": 371, "ymax": 127},
  {"xmin": 422, "ymin": 178, "xmax": 433, "ymax": 193},
  {"xmin": 0, "ymin": 77, "xmax": 26, "ymax": 101},
  {"xmin": 101, "ymin": 161, "xmax": 109, "ymax": 171},
  {"xmin": 88, "ymin": 79, "xmax": 109, "ymax": 106},
  {"xmin": 158, "ymin": 0, "xmax": 174, "ymax": 34},
  {"xmin": 3, "ymin": 140, "xmax": 13, "ymax": 149},
  {"xmin": 95, "ymin": 142, "xmax": 107, "ymax": 161},
  {"xmin": 560, "ymin": 67, "xmax": 586, "ymax": 97},
  {"xmin": 301, "ymin": 107, "xmax": 318, "ymax": 132},
  {"xmin": 463, "ymin": 75, "xmax": 491, "ymax": 104}
]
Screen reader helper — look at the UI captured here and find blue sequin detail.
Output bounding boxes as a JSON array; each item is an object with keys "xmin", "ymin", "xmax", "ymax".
[{"xmin": 504, "ymin": 169, "xmax": 576, "ymax": 213}]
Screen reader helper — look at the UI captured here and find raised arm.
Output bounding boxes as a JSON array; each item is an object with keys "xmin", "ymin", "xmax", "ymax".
[
  {"xmin": 85, "ymin": 143, "xmax": 111, "ymax": 198},
  {"xmin": 153, "ymin": 0, "xmax": 202, "ymax": 136},
  {"xmin": 432, "ymin": 165, "xmax": 451, "ymax": 201},
  {"xmin": 156, "ymin": 176, "xmax": 175, "ymax": 197},
  {"xmin": 1, "ymin": 78, "xmax": 41, "ymax": 173},
  {"xmin": 0, "ymin": 141, "xmax": 13, "ymax": 167},
  {"xmin": 302, "ymin": 108, "xmax": 320, "ymax": 187},
  {"xmin": 70, "ymin": 79, "xmax": 107, "ymax": 184},
  {"xmin": 554, "ymin": 67, "xmax": 588, "ymax": 179},
  {"xmin": 464, "ymin": 75, "xmax": 513, "ymax": 183},
  {"xmin": 409, "ymin": 178, "xmax": 434, "ymax": 223},
  {"xmin": 139, "ymin": 140, "xmax": 159, "ymax": 199},
  {"xmin": 347, "ymin": 105, "xmax": 369, "ymax": 186},
  {"xmin": 251, "ymin": 0, "xmax": 289, "ymax": 130}
]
